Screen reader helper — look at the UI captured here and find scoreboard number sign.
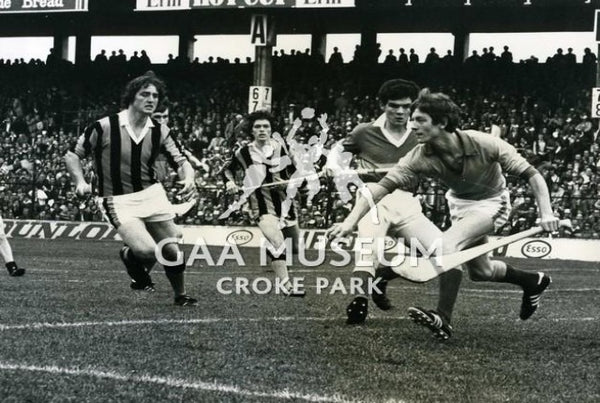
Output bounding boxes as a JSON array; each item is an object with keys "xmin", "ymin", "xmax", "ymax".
[
  {"xmin": 592, "ymin": 88, "xmax": 600, "ymax": 119},
  {"xmin": 248, "ymin": 86, "xmax": 272, "ymax": 113}
]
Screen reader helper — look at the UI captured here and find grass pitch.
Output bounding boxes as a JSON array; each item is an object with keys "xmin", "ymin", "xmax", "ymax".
[{"xmin": 0, "ymin": 238, "xmax": 599, "ymax": 402}]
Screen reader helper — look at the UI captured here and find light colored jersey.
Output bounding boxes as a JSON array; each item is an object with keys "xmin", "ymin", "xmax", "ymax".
[
  {"xmin": 379, "ymin": 129, "xmax": 533, "ymax": 200},
  {"xmin": 343, "ymin": 114, "xmax": 418, "ymax": 182}
]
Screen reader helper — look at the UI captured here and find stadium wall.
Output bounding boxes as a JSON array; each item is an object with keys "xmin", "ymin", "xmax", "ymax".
[{"xmin": 4, "ymin": 219, "xmax": 600, "ymax": 263}]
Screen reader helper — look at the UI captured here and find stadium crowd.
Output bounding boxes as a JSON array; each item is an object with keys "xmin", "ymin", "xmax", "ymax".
[{"xmin": 0, "ymin": 45, "xmax": 598, "ymax": 238}]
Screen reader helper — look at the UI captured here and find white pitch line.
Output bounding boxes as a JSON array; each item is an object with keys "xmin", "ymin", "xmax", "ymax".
[
  {"xmin": 0, "ymin": 362, "xmax": 360, "ymax": 403},
  {"xmin": 0, "ymin": 316, "xmax": 404, "ymax": 331},
  {"xmin": 1, "ymin": 313, "xmax": 598, "ymax": 332},
  {"xmin": 27, "ymin": 279, "xmax": 115, "ymax": 283},
  {"xmin": 551, "ymin": 317, "xmax": 597, "ymax": 322}
]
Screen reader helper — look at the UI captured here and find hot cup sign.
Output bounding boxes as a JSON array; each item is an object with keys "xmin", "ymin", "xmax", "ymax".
[{"xmin": 136, "ymin": 0, "xmax": 354, "ymax": 10}]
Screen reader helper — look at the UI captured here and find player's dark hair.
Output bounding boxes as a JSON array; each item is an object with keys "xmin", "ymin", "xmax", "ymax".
[
  {"xmin": 246, "ymin": 110, "xmax": 275, "ymax": 135},
  {"xmin": 411, "ymin": 88, "xmax": 461, "ymax": 132},
  {"xmin": 154, "ymin": 97, "xmax": 171, "ymax": 113},
  {"xmin": 378, "ymin": 78, "xmax": 420, "ymax": 104},
  {"xmin": 121, "ymin": 71, "xmax": 167, "ymax": 109}
]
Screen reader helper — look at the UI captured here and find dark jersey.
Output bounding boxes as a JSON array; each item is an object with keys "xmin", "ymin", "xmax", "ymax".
[
  {"xmin": 224, "ymin": 139, "xmax": 296, "ymax": 220},
  {"xmin": 72, "ymin": 111, "xmax": 187, "ymax": 197}
]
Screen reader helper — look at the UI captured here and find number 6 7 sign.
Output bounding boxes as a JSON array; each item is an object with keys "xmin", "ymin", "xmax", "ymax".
[
  {"xmin": 248, "ymin": 86, "xmax": 272, "ymax": 113},
  {"xmin": 592, "ymin": 88, "xmax": 600, "ymax": 119}
]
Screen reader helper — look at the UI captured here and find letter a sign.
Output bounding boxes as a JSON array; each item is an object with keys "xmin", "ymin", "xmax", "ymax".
[{"xmin": 251, "ymin": 14, "xmax": 268, "ymax": 46}]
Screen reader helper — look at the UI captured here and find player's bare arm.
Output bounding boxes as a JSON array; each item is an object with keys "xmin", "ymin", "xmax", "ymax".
[
  {"xmin": 64, "ymin": 150, "xmax": 92, "ymax": 197},
  {"xmin": 223, "ymin": 168, "xmax": 239, "ymax": 194},
  {"xmin": 326, "ymin": 183, "xmax": 389, "ymax": 239},
  {"xmin": 176, "ymin": 160, "xmax": 197, "ymax": 201},
  {"xmin": 528, "ymin": 172, "xmax": 560, "ymax": 232}
]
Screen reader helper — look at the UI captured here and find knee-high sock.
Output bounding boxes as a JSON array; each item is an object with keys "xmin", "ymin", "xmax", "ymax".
[
  {"xmin": 437, "ymin": 269, "xmax": 463, "ymax": 323},
  {"xmin": 376, "ymin": 266, "xmax": 400, "ymax": 281},
  {"xmin": 125, "ymin": 248, "xmax": 153, "ymax": 285},
  {"xmin": 351, "ymin": 271, "xmax": 374, "ymax": 298},
  {"xmin": 493, "ymin": 261, "xmax": 540, "ymax": 289},
  {"xmin": 164, "ymin": 264, "xmax": 186, "ymax": 297}
]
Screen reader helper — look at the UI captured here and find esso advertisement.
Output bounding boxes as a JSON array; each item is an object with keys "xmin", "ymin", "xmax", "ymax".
[
  {"xmin": 521, "ymin": 240, "xmax": 552, "ymax": 258},
  {"xmin": 226, "ymin": 229, "xmax": 254, "ymax": 246}
]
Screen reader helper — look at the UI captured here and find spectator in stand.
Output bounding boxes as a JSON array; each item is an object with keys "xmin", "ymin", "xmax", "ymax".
[
  {"xmin": 0, "ymin": 46, "xmax": 598, "ymax": 239},
  {"xmin": 500, "ymin": 46, "xmax": 513, "ymax": 64},
  {"xmin": 208, "ymin": 130, "xmax": 226, "ymax": 152},
  {"xmin": 93, "ymin": 50, "xmax": 108, "ymax": 65},
  {"xmin": 398, "ymin": 48, "xmax": 408, "ymax": 67},
  {"xmin": 383, "ymin": 50, "xmax": 397, "ymax": 65},
  {"xmin": 328, "ymin": 47, "xmax": 344, "ymax": 66},
  {"xmin": 409, "ymin": 48, "xmax": 419, "ymax": 65},
  {"xmin": 224, "ymin": 113, "xmax": 244, "ymax": 146},
  {"xmin": 424, "ymin": 48, "xmax": 439, "ymax": 65}
]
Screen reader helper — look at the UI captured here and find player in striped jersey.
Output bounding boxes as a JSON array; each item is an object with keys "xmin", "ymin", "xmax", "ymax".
[
  {"xmin": 65, "ymin": 71, "xmax": 197, "ymax": 306},
  {"xmin": 221, "ymin": 111, "xmax": 303, "ymax": 296},
  {"xmin": 114, "ymin": 100, "xmax": 197, "ymax": 281},
  {"xmin": 325, "ymin": 79, "xmax": 444, "ymax": 324}
]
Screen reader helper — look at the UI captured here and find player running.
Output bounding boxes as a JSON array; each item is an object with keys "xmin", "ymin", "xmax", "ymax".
[
  {"xmin": 65, "ymin": 71, "xmax": 198, "ymax": 306},
  {"xmin": 328, "ymin": 89, "xmax": 558, "ymax": 339},
  {"xmin": 221, "ymin": 111, "xmax": 303, "ymax": 296},
  {"xmin": 325, "ymin": 79, "xmax": 445, "ymax": 324}
]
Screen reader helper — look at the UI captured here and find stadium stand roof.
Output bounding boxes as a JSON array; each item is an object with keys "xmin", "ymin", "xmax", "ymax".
[{"xmin": 0, "ymin": 0, "xmax": 595, "ymax": 36}]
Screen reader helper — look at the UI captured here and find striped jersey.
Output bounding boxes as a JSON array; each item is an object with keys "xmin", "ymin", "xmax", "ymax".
[
  {"xmin": 72, "ymin": 110, "xmax": 187, "ymax": 197},
  {"xmin": 343, "ymin": 113, "xmax": 419, "ymax": 183},
  {"xmin": 224, "ymin": 139, "xmax": 296, "ymax": 220}
]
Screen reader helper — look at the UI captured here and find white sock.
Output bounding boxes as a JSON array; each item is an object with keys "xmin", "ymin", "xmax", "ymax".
[{"xmin": 0, "ymin": 236, "xmax": 14, "ymax": 263}]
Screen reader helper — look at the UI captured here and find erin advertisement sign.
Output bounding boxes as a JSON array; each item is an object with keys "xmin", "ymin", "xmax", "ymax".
[{"xmin": 135, "ymin": 0, "xmax": 355, "ymax": 11}]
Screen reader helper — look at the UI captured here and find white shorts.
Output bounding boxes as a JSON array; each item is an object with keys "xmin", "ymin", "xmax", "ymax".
[
  {"xmin": 100, "ymin": 184, "xmax": 175, "ymax": 228},
  {"xmin": 446, "ymin": 190, "xmax": 511, "ymax": 232},
  {"xmin": 354, "ymin": 189, "xmax": 423, "ymax": 275},
  {"xmin": 358, "ymin": 189, "xmax": 423, "ymax": 235}
]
